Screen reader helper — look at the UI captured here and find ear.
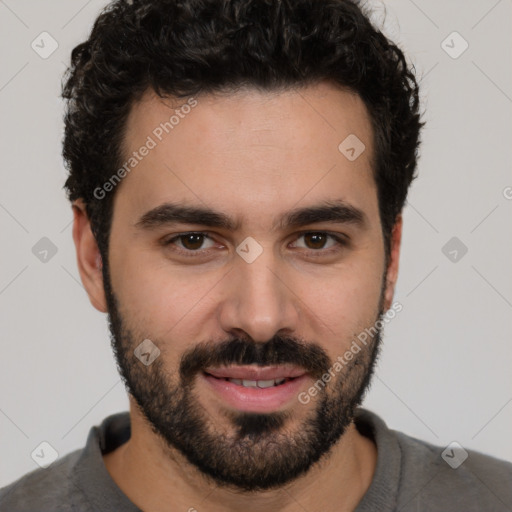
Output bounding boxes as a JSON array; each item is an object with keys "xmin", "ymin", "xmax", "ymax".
[
  {"xmin": 72, "ymin": 199, "xmax": 108, "ymax": 313},
  {"xmin": 382, "ymin": 214, "xmax": 402, "ymax": 312}
]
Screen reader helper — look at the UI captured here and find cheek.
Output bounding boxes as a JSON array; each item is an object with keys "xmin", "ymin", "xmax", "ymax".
[
  {"xmin": 298, "ymin": 258, "xmax": 384, "ymax": 351},
  {"xmin": 109, "ymin": 247, "xmax": 222, "ymax": 342}
]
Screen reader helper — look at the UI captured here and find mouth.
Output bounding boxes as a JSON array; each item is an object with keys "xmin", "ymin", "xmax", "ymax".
[
  {"xmin": 206, "ymin": 376, "xmax": 294, "ymax": 388},
  {"xmin": 200, "ymin": 365, "xmax": 310, "ymax": 413}
]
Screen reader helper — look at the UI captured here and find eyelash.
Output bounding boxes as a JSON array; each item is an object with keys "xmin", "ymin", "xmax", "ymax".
[{"xmin": 161, "ymin": 231, "xmax": 348, "ymax": 258}]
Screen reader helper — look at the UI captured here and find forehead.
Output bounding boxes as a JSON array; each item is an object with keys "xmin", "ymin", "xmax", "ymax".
[{"xmin": 114, "ymin": 81, "xmax": 377, "ymax": 228}]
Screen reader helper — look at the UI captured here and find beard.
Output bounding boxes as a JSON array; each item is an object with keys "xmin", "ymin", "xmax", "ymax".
[{"xmin": 102, "ymin": 260, "xmax": 384, "ymax": 492}]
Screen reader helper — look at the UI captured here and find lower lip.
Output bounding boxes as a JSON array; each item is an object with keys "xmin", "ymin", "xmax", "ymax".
[{"xmin": 201, "ymin": 372, "xmax": 309, "ymax": 413}]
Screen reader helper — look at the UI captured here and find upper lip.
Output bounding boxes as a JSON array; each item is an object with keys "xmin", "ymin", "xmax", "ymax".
[{"xmin": 204, "ymin": 365, "xmax": 307, "ymax": 381}]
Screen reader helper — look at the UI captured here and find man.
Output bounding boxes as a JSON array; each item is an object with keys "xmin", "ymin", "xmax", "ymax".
[{"xmin": 1, "ymin": 0, "xmax": 511, "ymax": 510}]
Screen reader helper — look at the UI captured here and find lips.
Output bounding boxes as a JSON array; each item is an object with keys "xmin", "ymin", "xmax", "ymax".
[
  {"xmin": 201, "ymin": 367, "xmax": 310, "ymax": 412},
  {"xmin": 204, "ymin": 364, "xmax": 307, "ymax": 381}
]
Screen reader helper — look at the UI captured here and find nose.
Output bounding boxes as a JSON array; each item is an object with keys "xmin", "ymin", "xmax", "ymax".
[{"xmin": 218, "ymin": 249, "xmax": 301, "ymax": 343}]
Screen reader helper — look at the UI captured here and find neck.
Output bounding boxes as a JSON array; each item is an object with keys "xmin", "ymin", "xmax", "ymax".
[{"xmin": 103, "ymin": 401, "xmax": 377, "ymax": 512}]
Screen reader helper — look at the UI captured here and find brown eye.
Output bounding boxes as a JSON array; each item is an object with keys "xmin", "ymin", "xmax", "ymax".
[
  {"xmin": 161, "ymin": 231, "xmax": 230, "ymax": 261},
  {"xmin": 303, "ymin": 233, "xmax": 329, "ymax": 250},
  {"xmin": 179, "ymin": 233, "xmax": 205, "ymax": 250},
  {"xmin": 163, "ymin": 232, "xmax": 216, "ymax": 254},
  {"xmin": 291, "ymin": 232, "xmax": 347, "ymax": 255}
]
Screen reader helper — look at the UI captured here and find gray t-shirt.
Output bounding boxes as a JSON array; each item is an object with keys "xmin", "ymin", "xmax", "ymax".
[{"xmin": 1, "ymin": 408, "xmax": 511, "ymax": 511}]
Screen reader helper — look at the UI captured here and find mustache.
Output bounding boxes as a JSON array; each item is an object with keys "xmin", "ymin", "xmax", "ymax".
[{"xmin": 179, "ymin": 335, "xmax": 331, "ymax": 384}]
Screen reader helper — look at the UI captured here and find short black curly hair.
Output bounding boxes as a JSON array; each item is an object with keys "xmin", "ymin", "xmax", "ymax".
[{"xmin": 62, "ymin": 0, "xmax": 424, "ymax": 261}]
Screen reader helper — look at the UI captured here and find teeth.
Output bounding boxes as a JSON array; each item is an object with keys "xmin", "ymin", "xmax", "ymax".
[
  {"xmin": 256, "ymin": 379, "xmax": 275, "ymax": 388},
  {"xmin": 225, "ymin": 377, "xmax": 289, "ymax": 388}
]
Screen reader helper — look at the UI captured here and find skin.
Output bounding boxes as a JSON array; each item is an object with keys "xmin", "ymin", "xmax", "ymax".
[{"xmin": 72, "ymin": 81, "xmax": 402, "ymax": 512}]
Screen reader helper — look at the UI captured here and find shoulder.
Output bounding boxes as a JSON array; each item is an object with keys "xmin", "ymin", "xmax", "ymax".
[
  {"xmin": 0, "ymin": 449, "xmax": 86, "ymax": 512},
  {"xmin": 395, "ymin": 428, "xmax": 512, "ymax": 510},
  {"xmin": 0, "ymin": 412, "xmax": 132, "ymax": 512},
  {"xmin": 355, "ymin": 408, "xmax": 512, "ymax": 511}
]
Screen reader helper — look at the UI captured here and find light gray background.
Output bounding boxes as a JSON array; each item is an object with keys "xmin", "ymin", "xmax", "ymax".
[{"xmin": 1, "ymin": 0, "xmax": 511, "ymax": 489}]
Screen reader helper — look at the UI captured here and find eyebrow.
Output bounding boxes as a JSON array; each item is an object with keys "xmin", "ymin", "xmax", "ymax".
[{"xmin": 134, "ymin": 199, "xmax": 367, "ymax": 232}]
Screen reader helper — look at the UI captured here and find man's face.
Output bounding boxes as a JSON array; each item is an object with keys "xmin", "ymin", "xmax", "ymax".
[{"xmin": 99, "ymin": 82, "xmax": 393, "ymax": 490}]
